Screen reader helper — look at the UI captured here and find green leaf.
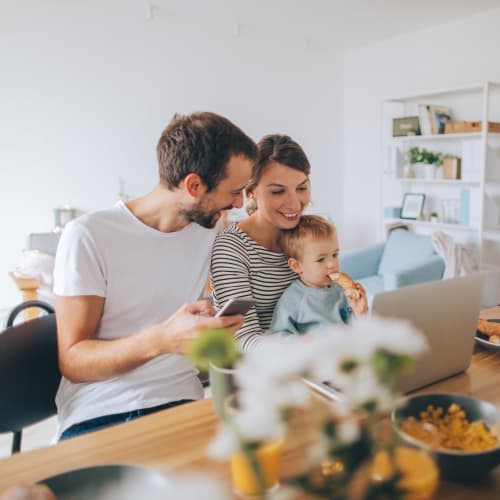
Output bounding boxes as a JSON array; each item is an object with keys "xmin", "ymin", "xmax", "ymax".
[
  {"xmin": 187, "ymin": 328, "xmax": 240, "ymax": 371},
  {"xmin": 340, "ymin": 359, "xmax": 358, "ymax": 373},
  {"xmin": 372, "ymin": 350, "xmax": 414, "ymax": 382}
]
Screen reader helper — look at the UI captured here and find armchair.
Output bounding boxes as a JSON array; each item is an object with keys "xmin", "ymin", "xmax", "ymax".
[{"xmin": 340, "ymin": 229, "xmax": 445, "ymax": 299}]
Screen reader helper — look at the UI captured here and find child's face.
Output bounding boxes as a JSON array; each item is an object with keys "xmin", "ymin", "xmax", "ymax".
[{"xmin": 289, "ymin": 234, "xmax": 340, "ymax": 288}]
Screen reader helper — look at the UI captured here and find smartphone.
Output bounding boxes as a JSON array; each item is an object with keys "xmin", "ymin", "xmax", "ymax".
[{"xmin": 215, "ymin": 298, "xmax": 255, "ymax": 318}]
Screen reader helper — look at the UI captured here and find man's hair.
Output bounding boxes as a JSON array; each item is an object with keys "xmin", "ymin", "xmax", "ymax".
[
  {"xmin": 246, "ymin": 134, "xmax": 311, "ymax": 214},
  {"xmin": 157, "ymin": 112, "xmax": 257, "ymax": 191},
  {"xmin": 279, "ymin": 215, "xmax": 336, "ymax": 259}
]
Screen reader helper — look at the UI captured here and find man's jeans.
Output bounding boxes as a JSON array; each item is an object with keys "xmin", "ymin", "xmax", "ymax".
[{"xmin": 59, "ymin": 399, "xmax": 193, "ymax": 440}]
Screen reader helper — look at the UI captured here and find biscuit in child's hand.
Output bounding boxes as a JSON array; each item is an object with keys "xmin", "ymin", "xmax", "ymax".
[{"xmin": 329, "ymin": 272, "xmax": 360, "ymax": 300}]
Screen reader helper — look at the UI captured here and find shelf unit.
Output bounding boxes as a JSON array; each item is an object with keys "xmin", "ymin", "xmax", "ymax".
[{"xmin": 381, "ymin": 83, "xmax": 500, "ymax": 304}]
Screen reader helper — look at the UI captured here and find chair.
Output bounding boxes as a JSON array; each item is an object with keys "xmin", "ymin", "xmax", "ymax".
[
  {"xmin": 0, "ymin": 300, "xmax": 60, "ymax": 454},
  {"xmin": 340, "ymin": 228, "xmax": 445, "ymax": 299}
]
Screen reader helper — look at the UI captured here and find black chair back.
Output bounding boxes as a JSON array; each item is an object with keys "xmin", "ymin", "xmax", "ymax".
[{"xmin": 0, "ymin": 300, "xmax": 60, "ymax": 453}]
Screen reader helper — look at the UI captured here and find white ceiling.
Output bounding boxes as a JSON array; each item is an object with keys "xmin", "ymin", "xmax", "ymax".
[{"xmin": 155, "ymin": 0, "xmax": 500, "ymax": 49}]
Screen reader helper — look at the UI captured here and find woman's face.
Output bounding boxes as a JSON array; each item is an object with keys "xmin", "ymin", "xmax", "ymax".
[{"xmin": 250, "ymin": 162, "xmax": 311, "ymax": 229}]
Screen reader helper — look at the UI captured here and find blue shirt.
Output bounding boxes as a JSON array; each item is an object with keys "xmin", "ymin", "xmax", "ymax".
[{"xmin": 270, "ymin": 279, "xmax": 350, "ymax": 335}]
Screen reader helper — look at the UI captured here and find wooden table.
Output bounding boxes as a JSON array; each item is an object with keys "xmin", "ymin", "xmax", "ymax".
[{"xmin": 1, "ymin": 307, "xmax": 499, "ymax": 498}]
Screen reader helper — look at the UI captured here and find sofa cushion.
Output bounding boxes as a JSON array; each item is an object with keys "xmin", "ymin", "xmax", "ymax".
[
  {"xmin": 358, "ymin": 274, "xmax": 385, "ymax": 298},
  {"xmin": 378, "ymin": 229, "xmax": 436, "ymax": 275}
]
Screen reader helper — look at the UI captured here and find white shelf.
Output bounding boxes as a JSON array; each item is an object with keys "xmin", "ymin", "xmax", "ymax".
[
  {"xmin": 384, "ymin": 82, "xmax": 498, "ymax": 102},
  {"xmin": 391, "ymin": 178, "xmax": 480, "ymax": 187},
  {"xmin": 391, "ymin": 133, "xmax": 482, "ymax": 143},
  {"xmin": 484, "ymin": 228, "xmax": 500, "ymax": 242},
  {"xmin": 384, "ymin": 218, "xmax": 478, "ymax": 232},
  {"xmin": 382, "ymin": 82, "xmax": 500, "ymax": 279}
]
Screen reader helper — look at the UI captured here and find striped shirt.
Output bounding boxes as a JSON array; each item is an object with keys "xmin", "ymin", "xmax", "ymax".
[{"xmin": 210, "ymin": 224, "xmax": 297, "ymax": 351}]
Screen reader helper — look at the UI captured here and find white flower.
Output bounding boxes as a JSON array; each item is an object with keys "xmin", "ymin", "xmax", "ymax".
[
  {"xmin": 348, "ymin": 314, "xmax": 428, "ymax": 360},
  {"xmin": 164, "ymin": 474, "xmax": 231, "ymax": 500},
  {"xmin": 342, "ymin": 365, "xmax": 394, "ymax": 413},
  {"xmin": 233, "ymin": 404, "xmax": 284, "ymax": 442},
  {"xmin": 207, "ymin": 423, "xmax": 240, "ymax": 459},
  {"xmin": 336, "ymin": 417, "xmax": 361, "ymax": 445}
]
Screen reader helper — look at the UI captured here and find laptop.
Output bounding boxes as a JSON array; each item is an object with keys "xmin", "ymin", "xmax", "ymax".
[
  {"xmin": 304, "ymin": 273, "xmax": 484, "ymax": 400},
  {"xmin": 372, "ymin": 273, "xmax": 483, "ymax": 393}
]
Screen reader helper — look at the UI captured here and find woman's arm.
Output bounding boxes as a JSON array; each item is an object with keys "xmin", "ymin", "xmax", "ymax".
[{"xmin": 210, "ymin": 232, "xmax": 266, "ymax": 351}]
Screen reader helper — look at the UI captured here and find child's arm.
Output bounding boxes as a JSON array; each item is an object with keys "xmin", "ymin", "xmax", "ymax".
[{"xmin": 346, "ymin": 282, "xmax": 368, "ymax": 316}]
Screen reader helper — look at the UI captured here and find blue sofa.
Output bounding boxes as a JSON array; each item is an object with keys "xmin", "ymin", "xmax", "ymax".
[{"xmin": 340, "ymin": 229, "xmax": 445, "ymax": 299}]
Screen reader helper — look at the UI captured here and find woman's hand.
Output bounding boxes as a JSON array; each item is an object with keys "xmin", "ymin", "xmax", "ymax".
[
  {"xmin": 157, "ymin": 300, "xmax": 244, "ymax": 355},
  {"xmin": 347, "ymin": 282, "xmax": 368, "ymax": 316}
]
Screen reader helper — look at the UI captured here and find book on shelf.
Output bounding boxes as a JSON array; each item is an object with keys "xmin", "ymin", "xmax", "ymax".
[
  {"xmin": 418, "ymin": 105, "xmax": 432, "ymax": 135},
  {"xmin": 417, "ymin": 104, "xmax": 452, "ymax": 135}
]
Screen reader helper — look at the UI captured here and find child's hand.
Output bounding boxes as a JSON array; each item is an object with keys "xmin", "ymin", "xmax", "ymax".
[{"xmin": 347, "ymin": 282, "xmax": 368, "ymax": 316}]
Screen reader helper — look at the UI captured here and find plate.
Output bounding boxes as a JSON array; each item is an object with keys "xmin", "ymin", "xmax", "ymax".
[
  {"xmin": 476, "ymin": 318, "xmax": 500, "ymax": 351},
  {"xmin": 40, "ymin": 464, "xmax": 169, "ymax": 500}
]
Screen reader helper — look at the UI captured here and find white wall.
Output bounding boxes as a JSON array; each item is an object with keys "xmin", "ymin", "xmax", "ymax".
[
  {"xmin": 343, "ymin": 7, "xmax": 500, "ymax": 250},
  {"xmin": 0, "ymin": 1, "xmax": 343, "ymax": 308}
]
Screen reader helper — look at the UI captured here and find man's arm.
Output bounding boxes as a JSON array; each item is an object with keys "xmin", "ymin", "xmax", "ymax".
[{"xmin": 56, "ymin": 295, "xmax": 243, "ymax": 383}]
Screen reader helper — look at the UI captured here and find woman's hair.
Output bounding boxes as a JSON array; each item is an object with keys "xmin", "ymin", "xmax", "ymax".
[
  {"xmin": 279, "ymin": 215, "xmax": 336, "ymax": 259},
  {"xmin": 157, "ymin": 112, "xmax": 257, "ymax": 192},
  {"xmin": 246, "ymin": 134, "xmax": 311, "ymax": 214}
]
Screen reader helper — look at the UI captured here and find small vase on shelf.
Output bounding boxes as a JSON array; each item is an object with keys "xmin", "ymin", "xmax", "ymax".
[{"xmin": 403, "ymin": 164, "xmax": 415, "ymax": 179}]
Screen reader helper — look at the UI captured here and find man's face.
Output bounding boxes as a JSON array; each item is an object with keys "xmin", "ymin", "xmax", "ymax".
[{"xmin": 185, "ymin": 155, "xmax": 253, "ymax": 228}]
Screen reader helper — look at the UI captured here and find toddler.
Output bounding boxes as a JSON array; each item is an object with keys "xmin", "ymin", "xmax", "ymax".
[{"xmin": 271, "ymin": 215, "xmax": 367, "ymax": 335}]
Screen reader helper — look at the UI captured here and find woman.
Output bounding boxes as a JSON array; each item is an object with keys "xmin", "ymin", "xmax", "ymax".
[{"xmin": 210, "ymin": 134, "xmax": 311, "ymax": 350}]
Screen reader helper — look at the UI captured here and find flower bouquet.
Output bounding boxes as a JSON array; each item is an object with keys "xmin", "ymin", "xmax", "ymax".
[{"xmin": 189, "ymin": 315, "xmax": 438, "ymax": 499}]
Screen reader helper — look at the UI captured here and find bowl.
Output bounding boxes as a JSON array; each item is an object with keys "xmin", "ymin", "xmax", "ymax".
[
  {"xmin": 391, "ymin": 393, "xmax": 500, "ymax": 482},
  {"xmin": 40, "ymin": 464, "xmax": 169, "ymax": 499}
]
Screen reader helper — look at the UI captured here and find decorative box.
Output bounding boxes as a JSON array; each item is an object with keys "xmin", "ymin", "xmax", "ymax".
[{"xmin": 443, "ymin": 157, "xmax": 461, "ymax": 179}]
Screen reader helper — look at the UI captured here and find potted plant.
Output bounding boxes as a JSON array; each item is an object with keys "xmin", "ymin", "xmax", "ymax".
[
  {"xmin": 430, "ymin": 211, "xmax": 439, "ymax": 223},
  {"xmin": 406, "ymin": 147, "xmax": 443, "ymax": 179}
]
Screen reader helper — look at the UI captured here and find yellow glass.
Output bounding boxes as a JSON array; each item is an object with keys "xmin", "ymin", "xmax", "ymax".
[
  {"xmin": 230, "ymin": 438, "xmax": 283, "ymax": 498},
  {"xmin": 371, "ymin": 446, "xmax": 439, "ymax": 500}
]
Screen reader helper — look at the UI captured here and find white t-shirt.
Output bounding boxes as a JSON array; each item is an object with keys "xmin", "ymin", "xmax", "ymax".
[{"xmin": 53, "ymin": 201, "xmax": 218, "ymax": 436}]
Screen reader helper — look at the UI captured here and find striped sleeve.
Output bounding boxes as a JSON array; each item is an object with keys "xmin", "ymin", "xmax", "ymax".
[
  {"xmin": 210, "ymin": 227, "xmax": 296, "ymax": 351},
  {"xmin": 211, "ymin": 231, "xmax": 263, "ymax": 351}
]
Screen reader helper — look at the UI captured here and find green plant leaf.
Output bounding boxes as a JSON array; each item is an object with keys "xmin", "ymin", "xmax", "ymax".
[{"xmin": 187, "ymin": 328, "xmax": 240, "ymax": 371}]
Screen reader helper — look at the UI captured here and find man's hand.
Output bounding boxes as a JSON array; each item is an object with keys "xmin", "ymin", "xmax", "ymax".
[
  {"xmin": 156, "ymin": 300, "xmax": 244, "ymax": 355},
  {"xmin": 56, "ymin": 296, "xmax": 244, "ymax": 382}
]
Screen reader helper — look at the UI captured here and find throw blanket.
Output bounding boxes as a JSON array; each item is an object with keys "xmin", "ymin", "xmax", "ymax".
[
  {"xmin": 431, "ymin": 231, "xmax": 475, "ymax": 279},
  {"xmin": 14, "ymin": 250, "xmax": 55, "ymax": 302}
]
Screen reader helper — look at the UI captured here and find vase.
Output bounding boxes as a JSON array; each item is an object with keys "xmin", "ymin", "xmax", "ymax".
[
  {"xmin": 423, "ymin": 165, "xmax": 436, "ymax": 180},
  {"xmin": 403, "ymin": 164, "xmax": 415, "ymax": 179},
  {"xmin": 231, "ymin": 439, "xmax": 283, "ymax": 498},
  {"xmin": 209, "ymin": 362, "xmax": 236, "ymax": 419}
]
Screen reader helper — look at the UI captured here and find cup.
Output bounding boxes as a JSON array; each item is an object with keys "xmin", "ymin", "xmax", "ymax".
[
  {"xmin": 230, "ymin": 438, "xmax": 283, "ymax": 498},
  {"xmin": 372, "ymin": 418, "xmax": 439, "ymax": 499}
]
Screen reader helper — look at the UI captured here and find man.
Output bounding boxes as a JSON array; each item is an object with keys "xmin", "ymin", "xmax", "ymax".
[{"xmin": 54, "ymin": 112, "xmax": 257, "ymax": 439}]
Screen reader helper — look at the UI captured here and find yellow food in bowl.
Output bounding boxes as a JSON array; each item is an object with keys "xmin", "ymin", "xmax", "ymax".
[{"xmin": 401, "ymin": 403, "xmax": 499, "ymax": 452}]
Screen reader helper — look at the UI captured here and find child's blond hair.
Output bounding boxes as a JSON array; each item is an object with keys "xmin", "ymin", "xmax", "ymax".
[{"xmin": 279, "ymin": 215, "xmax": 336, "ymax": 259}]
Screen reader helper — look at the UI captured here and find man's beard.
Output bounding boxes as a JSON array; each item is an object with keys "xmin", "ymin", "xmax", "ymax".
[{"xmin": 182, "ymin": 205, "xmax": 232, "ymax": 229}]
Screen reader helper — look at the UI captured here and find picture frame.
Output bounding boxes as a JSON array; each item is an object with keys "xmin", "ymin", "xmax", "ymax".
[
  {"xmin": 400, "ymin": 193, "xmax": 426, "ymax": 220},
  {"xmin": 392, "ymin": 116, "xmax": 420, "ymax": 137}
]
